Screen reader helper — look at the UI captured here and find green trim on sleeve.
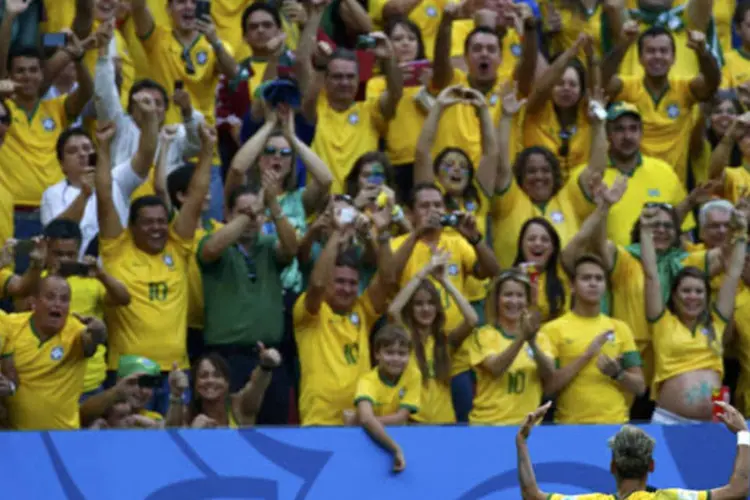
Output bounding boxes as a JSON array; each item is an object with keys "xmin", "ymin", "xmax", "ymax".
[
  {"xmin": 545, "ymin": 494, "xmax": 554, "ymax": 500},
  {"xmin": 646, "ymin": 307, "xmax": 665, "ymax": 324},
  {"xmin": 138, "ymin": 23, "xmax": 156, "ymax": 42},
  {"xmin": 620, "ymin": 351, "xmax": 642, "ymax": 369},
  {"xmin": 1, "ymin": 274, "xmax": 12, "ymax": 299},
  {"xmin": 354, "ymin": 396, "xmax": 375, "ymax": 406},
  {"xmin": 494, "ymin": 179, "xmax": 512, "ymax": 196},
  {"xmin": 712, "ymin": 303, "xmax": 730, "ymax": 324},
  {"xmin": 577, "ymin": 175, "xmax": 596, "ymax": 205},
  {"xmin": 554, "ymin": 358, "xmax": 560, "ymax": 369},
  {"xmin": 0, "ymin": 352, "xmax": 13, "ymax": 359},
  {"xmin": 400, "ymin": 404, "xmax": 419, "ymax": 414},
  {"xmin": 706, "ymin": 489, "xmax": 712, "ymax": 500}
]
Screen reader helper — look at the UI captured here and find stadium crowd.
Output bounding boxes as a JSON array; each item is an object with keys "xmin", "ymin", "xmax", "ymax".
[{"xmin": 1, "ymin": 0, "xmax": 750, "ymax": 466}]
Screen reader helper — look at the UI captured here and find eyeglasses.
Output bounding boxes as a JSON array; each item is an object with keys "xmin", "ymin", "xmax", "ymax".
[
  {"xmin": 263, "ymin": 145, "xmax": 293, "ymax": 157},
  {"xmin": 333, "ymin": 194, "xmax": 353, "ymax": 204}
]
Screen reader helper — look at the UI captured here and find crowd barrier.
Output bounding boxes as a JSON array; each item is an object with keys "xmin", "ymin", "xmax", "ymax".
[{"xmin": 0, "ymin": 423, "xmax": 737, "ymax": 499}]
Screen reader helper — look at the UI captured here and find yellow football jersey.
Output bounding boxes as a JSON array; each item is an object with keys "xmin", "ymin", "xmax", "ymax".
[
  {"xmin": 650, "ymin": 308, "xmax": 726, "ymax": 396},
  {"xmin": 294, "ymin": 292, "xmax": 378, "ymax": 426},
  {"xmin": 0, "ymin": 267, "xmax": 13, "ymax": 298},
  {"xmin": 2, "ymin": 312, "xmax": 87, "ymax": 429},
  {"xmin": 366, "ymin": 76, "xmax": 424, "ymax": 166},
  {"xmin": 721, "ymin": 50, "xmax": 750, "ymax": 89},
  {"xmin": 100, "ymin": 225, "xmax": 193, "ymax": 371},
  {"xmin": 391, "ymin": 231, "xmax": 478, "ymax": 375},
  {"xmin": 449, "ymin": 25, "xmax": 522, "ymax": 83},
  {"xmin": 311, "ymin": 93, "xmax": 384, "ymax": 194},
  {"xmin": 0, "ymin": 97, "xmax": 68, "ymax": 206},
  {"xmin": 408, "ymin": 334, "xmax": 455, "ymax": 423},
  {"xmin": 714, "ymin": 0, "xmax": 735, "ymax": 55},
  {"xmin": 0, "ymin": 182, "xmax": 12, "ymax": 246},
  {"xmin": 617, "ymin": 24, "xmax": 702, "ymax": 79},
  {"xmin": 616, "ymin": 76, "xmax": 696, "ymax": 183},
  {"xmin": 369, "ymin": 0, "xmax": 448, "ymax": 60},
  {"xmin": 354, "ymin": 366, "xmax": 421, "ymax": 417},
  {"xmin": 568, "ymin": 156, "xmax": 695, "ymax": 247},
  {"xmin": 542, "ymin": 311, "xmax": 641, "ymax": 424},
  {"xmin": 492, "ymin": 178, "xmax": 590, "ymax": 269},
  {"xmin": 41, "ymin": 0, "xmax": 75, "ymax": 34},
  {"xmin": 543, "ymin": 2, "xmax": 603, "ymax": 58},
  {"xmin": 548, "ymin": 491, "xmax": 709, "ymax": 500},
  {"xmin": 213, "ymin": 0, "xmax": 254, "ymax": 63},
  {"xmin": 534, "ymin": 265, "xmax": 571, "ymax": 322},
  {"xmin": 732, "ymin": 286, "xmax": 750, "ymax": 415},
  {"xmin": 522, "ymin": 97, "xmax": 592, "ymax": 179},
  {"xmin": 140, "ymin": 25, "xmax": 231, "ymax": 129},
  {"xmin": 722, "ymin": 166, "xmax": 750, "ymax": 203},
  {"xmin": 469, "ymin": 325, "xmax": 553, "ymax": 424}
]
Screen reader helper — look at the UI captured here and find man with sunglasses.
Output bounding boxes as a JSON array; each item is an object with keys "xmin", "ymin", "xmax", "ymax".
[{"xmin": 196, "ymin": 181, "xmax": 298, "ymax": 425}]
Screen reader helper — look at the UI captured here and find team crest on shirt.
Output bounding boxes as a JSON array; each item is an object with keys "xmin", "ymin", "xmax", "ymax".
[
  {"xmin": 196, "ymin": 51, "xmax": 208, "ymax": 65},
  {"xmin": 606, "ymin": 330, "xmax": 615, "ymax": 343},
  {"xmin": 526, "ymin": 345, "xmax": 535, "ymax": 359},
  {"xmin": 425, "ymin": 5, "xmax": 437, "ymax": 17},
  {"xmin": 550, "ymin": 211, "xmax": 564, "ymax": 223},
  {"xmin": 448, "ymin": 264, "xmax": 459, "ymax": 276},
  {"xmin": 700, "ymin": 326, "xmax": 710, "ymax": 336},
  {"xmin": 510, "ymin": 44, "xmax": 522, "ymax": 57},
  {"xmin": 399, "ymin": 388, "xmax": 406, "ymax": 398},
  {"xmin": 488, "ymin": 94, "xmax": 498, "ymax": 106},
  {"xmin": 465, "ymin": 201, "xmax": 476, "ymax": 212},
  {"xmin": 163, "ymin": 254, "xmax": 174, "ymax": 268},
  {"xmin": 348, "ymin": 112, "xmax": 359, "ymax": 125},
  {"xmin": 350, "ymin": 313, "xmax": 360, "ymax": 326},
  {"xmin": 262, "ymin": 221, "xmax": 276, "ymax": 235},
  {"xmin": 666, "ymin": 103, "xmax": 680, "ymax": 119},
  {"xmin": 647, "ymin": 188, "xmax": 660, "ymax": 196},
  {"xmin": 50, "ymin": 346, "xmax": 64, "ymax": 361},
  {"xmin": 42, "ymin": 117, "xmax": 56, "ymax": 131}
]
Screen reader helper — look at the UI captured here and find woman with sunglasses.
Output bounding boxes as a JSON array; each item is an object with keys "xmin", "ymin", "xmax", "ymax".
[
  {"xmin": 492, "ymin": 84, "xmax": 607, "ymax": 269},
  {"xmin": 387, "ymin": 252, "xmax": 478, "ymax": 423},
  {"xmin": 468, "ymin": 271, "xmax": 555, "ymax": 424},
  {"xmin": 641, "ymin": 205, "xmax": 747, "ymax": 424},
  {"xmin": 522, "ymin": 34, "xmax": 595, "ymax": 178},
  {"xmin": 366, "ymin": 17, "xmax": 430, "ymax": 202}
]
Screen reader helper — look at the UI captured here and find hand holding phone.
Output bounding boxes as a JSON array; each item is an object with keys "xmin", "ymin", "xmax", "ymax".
[
  {"xmin": 58, "ymin": 261, "xmax": 93, "ymax": 278},
  {"xmin": 337, "ymin": 207, "xmax": 357, "ymax": 226},
  {"xmin": 195, "ymin": 0, "xmax": 211, "ymax": 20},
  {"xmin": 42, "ymin": 33, "xmax": 68, "ymax": 48}
]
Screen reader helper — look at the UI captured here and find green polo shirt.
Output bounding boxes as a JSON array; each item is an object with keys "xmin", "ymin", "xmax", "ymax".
[{"xmin": 198, "ymin": 233, "xmax": 284, "ymax": 346}]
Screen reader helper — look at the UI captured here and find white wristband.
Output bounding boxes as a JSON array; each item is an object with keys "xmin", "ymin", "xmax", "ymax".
[{"xmin": 738, "ymin": 430, "xmax": 750, "ymax": 447}]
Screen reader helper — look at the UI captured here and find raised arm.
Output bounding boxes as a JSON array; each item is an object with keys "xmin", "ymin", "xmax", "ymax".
[
  {"xmin": 495, "ymin": 85, "xmax": 526, "ymax": 192},
  {"xmin": 195, "ymin": 18, "xmax": 238, "ymax": 79},
  {"xmin": 716, "ymin": 211, "xmax": 748, "ymax": 319},
  {"xmin": 513, "ymin": 3, "xmax": 540, "ymax": 97},
  {"xmin": 687, "ymin": 30, "xmax": 721, "ymax": 101},
  {"xmin": 431, "ymin": 2, "xmax": 466, "ymax": 90},
  {"xmin": 94, "ymin": 122, "xmax": 124, "ymax": 239},
  {"xmin": 709, "ymin": 116, "xmax": 748, "ymax": 181},
  {"xmin": 441, "ymin": 273, "xmax": 479, "ymax": 349},
  {"xmin": 369, "ymin": 32, "xmax": 403, "ymax": 120},
  {"xmin": 464, "ymin": 88, "xmax": 499, "ymax": 196},
  {"xmin": 129, "ymin": 95, "xmax": 160, "ymax": 179},
  {"xmin": 153, "ymin": 127, "xmax": 177, "ymax": 211},
  {"xmin": 362, "ymin": 207, "xmax": 399, "ymax": 315},
  {"xmin": 130, "ymin": 0, "xmax": 155, "ymax": 39},
  {"xmin": 602, "ymin": 20, "xmax": 639, "ymax": 98},
  {"xmin": 236, "ymin": 344, "xmax": 281, "ymax": 422},
  {"xmin": 710, "ymin": 403, "xmax": 750, "ymax": 500},
  {"xmin": 526, "ymin": 34, "xmax": 588, "ymax": 116},
  {"xmin": 414, "ymin": 86, "xmax": 461, "ymax": 183},
  {"xmin": 294, "ymin": 1, "xmax": 327, "ymax": 122},
  {"xmin": 63, "ymin": 35, "xmax": 95, "ymax": 121},
  {"xmin": 639, "ymin": 207, "xmax": 665, "ymax": 321},
  {"xmin": 305, "ymin": 228, "xmax": 344, "ymax": 315},
  {"xmin": 575, "ymin": 92, "xmax": 609, "ymax": 197},
  {"xmin": 0, "ymin": 0, "xmax": 31, "ymax": 79},
  {"xmin": 224, "ymin": 115, "xmax": 278, "ymax": 203},
  {"xmin": 173, "ymin": 124, "xmax": 215, "ymax": 240},
  {"xmin": 387, "ymin": 260, "xmax": 436, "ymax": 326},
  {"xmin": 458, "ymin": 213, "xmax": 501, "ymax": 279},
  {"xmin": 262, "ymin": 171, "xmax": 299, "ymax": 264},
  {"xmin": 515, "ymin": 403, "xmax": 553, "ymax": 500}
]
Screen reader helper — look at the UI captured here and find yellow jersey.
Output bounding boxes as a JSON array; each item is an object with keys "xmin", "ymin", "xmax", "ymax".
[
  {"xmin": 534, "ymin": 265, "xmax": 571, "ymax": 322},
  {"xmin": 147, "ymin": 0, "xmax": 172, "ymax": 29},
  {"xmin": 732, "ymin": 286, "xmax": 750, "ymax": 415},
  {"xmin": 721, "ymin": 50, "xmax": 750, "ymax": 89},
  {"xmin": 617, "ymin": 21, "xmax": 702, "ymax": 79},
  {"xmin": 542, "ymin": 311, "xmax": 641, "ymax": 424},
  {"xmin": 140, "ymin": 25, "xmax": 231, "ymax": 129},
  {"xmin": 100, "ymin": 224, "xmax": 193, "ymax": 371},
  {"xmin": 366, "ymin": 76, "xmax": 424, "ymax": 166},
  {"xmin": 120, "ymin": 18, "xmax": 152, "ymax": 82},
  {"xmin": 568, "ymin": 156, "xmax": 695, "ymax": 247},
  {"xmin": 0, "ymin": 182, "xmax": 12, "ymax": 248},
  {"xmin": 41, "ymin": 0, "xmax": 75, "ymax": 34},
  {"xmin": 650, "ymin": 307, "xmax": 726, "ymax": 396},
  {"xmin": 187, "ymin": 220, "xmax": 222, "ymax": 329},
  {"xmin": 408, "ymin": 334, "xmax": 455, "ymax": 423},
  {"xmin": 0, "ymin": 97, "xmax": 68, "ymax": 206},
  {"xmin": 294, "ymin": 291, "xmax": 379, "ymax": 426},
  {"xmin": 0, "ymin": 267, "xmax": 12, "ymax": 298},
  {"xmin": 468, "ymin": 325, "xmax": 553, "ymax": 424},
  {"xmin": 432, "ymin": 69, "xmax": 504, "ymax": 171},
  {"xmin": 616, "ymin": 76, "xmax": 697, "ymax": 183},
  {"xmin": 722, "ymin": 166, "xmax": 750, "ymax": 203},
  {"xmin": 543, "ymin": 2, "xmax": 603, "ymax": 58},
  {"xmin": 492, "ymin": 177, "xmax": 590, "ymax": 269},
  {"xmin": 714, "ymin": 0, "xmax": 735, "ymax": 55},
  {"xmin": 450, "ymin": 25, "xmax": 522, "ymax": 81},
  {"xmin": 354, "ymin": 366, "xmax": 421, "ymax": 417},
  {"xmin": 522, "ymin": 100, "xmax": 592, "ymax": 179},
  {"xmin": 369, "ymin": 0, "xmax": 448, "ymax": 60},
  {"xmin": 213, "ymin": 0, "xmax": 254, "ymax": 63},
  {"xmin": 391, "ymin": 231, "xmax": 478, "ymax": 375},
  {"xmin": 1, "ymin": 312, "xmax": 87, "ymax": 430},
  {"xmin": 548, "ymin": 491, "xmax": 710, "ymax": 500},
  {"xmin": 311, "ymin": 93, "xmax": 384, "ymax": 194}
]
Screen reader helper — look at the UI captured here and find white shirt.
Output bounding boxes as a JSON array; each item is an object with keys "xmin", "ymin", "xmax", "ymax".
[{"xmin": 40, "ymin": 161, "xmax": 145, "ymax": 258}]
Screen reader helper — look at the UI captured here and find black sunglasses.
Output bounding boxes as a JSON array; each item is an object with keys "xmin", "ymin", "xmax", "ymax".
[{"xmin": 263, "ymin": 145, "xmax": 293, "ymax": 157}]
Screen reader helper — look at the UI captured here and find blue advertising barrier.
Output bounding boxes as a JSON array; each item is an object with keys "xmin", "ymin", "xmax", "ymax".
[{"xmin": 0, "ymin": 423, "xmax": 738, "ymax": 499}]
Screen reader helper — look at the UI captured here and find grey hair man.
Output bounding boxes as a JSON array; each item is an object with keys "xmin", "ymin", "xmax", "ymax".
[{"xmin": 699, "ymin": 199, "xmax": 734, "ymax": 250}]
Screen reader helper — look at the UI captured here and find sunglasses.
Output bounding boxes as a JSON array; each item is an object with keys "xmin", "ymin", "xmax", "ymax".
[
  {"xmin": 333, "ymin": 194, "xmax": 353, "ymax": 204},
  {"xmin": 263, "ymin": 145, "xmax": 293, "ymax": 157},
  {"xmin": 366, "ymin": 173, "xmax": 386, "ymax": 185}
]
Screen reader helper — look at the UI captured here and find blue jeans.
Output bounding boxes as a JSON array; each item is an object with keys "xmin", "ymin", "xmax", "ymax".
[
  {"xmin": 105, "ymin": 370, "xmax": 191, "ymax": 417},
  {"xmin": 13, "ymin": 208, "xmax": 43, "ymax": 273},
  {"xmin": 206, "ymin": 166, "xmax": 224, "ymax": 222},
  {"xmin": 451, "ymin": 370, "xmax": 475, "ymax": 423}
]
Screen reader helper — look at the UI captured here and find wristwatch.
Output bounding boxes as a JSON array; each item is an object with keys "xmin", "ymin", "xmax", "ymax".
[{"xmin": 468, "ymin": 234, "xmax": 482, "ymax": 246}]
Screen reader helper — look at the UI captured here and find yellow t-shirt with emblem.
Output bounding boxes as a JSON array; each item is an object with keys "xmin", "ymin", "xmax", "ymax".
[
  {"xmin": 140, "ymin": 25, "xmax": 231, "ymax": 131},
  {"xmin": 369, "ymin": 0, "xmax": 447, "ymax": 60},
  {"xmin": 450, "ymin": 25, "xmax": 522, "ymax": 82},
  {"xmin": 311, "ymin": 93, "xmax": 384, "ymax": 194},
  {"xmin": 616, "ymin": 76, "xmax": 697, "ymax": 183},
  {"xmin": 100, "ymin": 224, "xmax": 193, "ymax": 371},
  {"xmin": 366, "ymin": 76, "xmax": 424, "ymax": 166},
  {"xmin": 547, "ymin": 491, "xmax": 710, "ymax": 500},
  {"xmin": 543, "ymin": 2, "xmax": 603, "ymax": 58},
  {"xmin": 568, "ymin": 158, "xmax": 695, "ymax": 247},
  {"xmin": 188, "ymin": 219, "xmax": 222, "ymax": 329},
  {"xmin": 542, "ymin": 311, "xmax": 641, "ymax": 424},
  {"xmin": 391, "ymin": 231, "xmax": 478, "ymax": 375},
  {"xmin": 523, "ymin": 100, "xmax": 592, "ymax": 179},
  {"xmin": 354, "ymin": 366, "xmax": 421, "ymax": 417},
  {"xmin": 722, "ymin": 166, "xmax": 750, "ymax": 203},
  {"xmin": 721, "ymin": 50, "xmax": 750, "ymax": 89},
  {"xmin": 408, "ymin": 334, "xmax": 455, "ymax": 423},
  {"xmin": 294, "ymin": 291, "xmax": 379, "ymax": 426},
  {"xmin": 492, "ymin": 177, "xmax": 590, "ymax": 269},
  {"xmin": 650, "ymin": 307, "xmax": 726, "ymax": 396},
  {"xmin": 1, "ymin": 312, "xmax": 87, "ymax": 430},
  {"xmin": 468, "ymin": 325, "xmax": 553, "ymax": 424},
  {"xmin": 0, "ymin": 97, "xmax": 68, "ymax": 206}
]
